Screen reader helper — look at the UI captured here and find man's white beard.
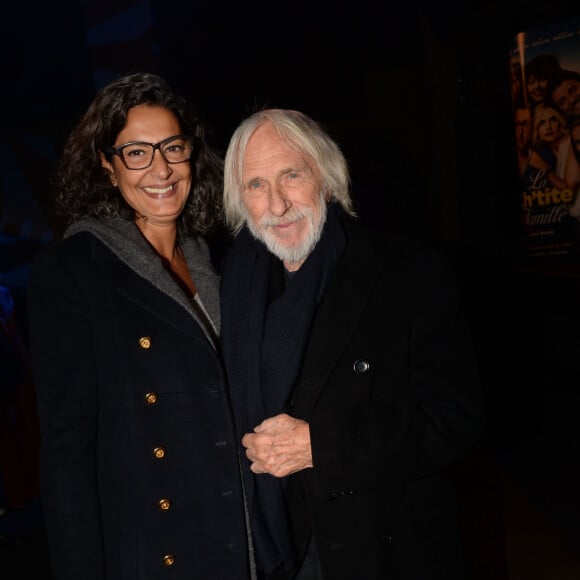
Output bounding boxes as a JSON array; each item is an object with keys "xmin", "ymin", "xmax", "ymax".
[{"xmin": 245, "ymin": 194, "xmax": 327, "ymax": 267}]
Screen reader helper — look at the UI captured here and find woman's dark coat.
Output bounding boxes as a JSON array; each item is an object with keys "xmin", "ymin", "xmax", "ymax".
[{"xmin": 28, "ymin": 218, "xmax": 250, "ymax": 580}]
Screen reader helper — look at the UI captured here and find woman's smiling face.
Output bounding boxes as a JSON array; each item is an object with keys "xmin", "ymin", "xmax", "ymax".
[{"xmin": 101, "ymin": 104, "xmax": 192, "ymax": 227}]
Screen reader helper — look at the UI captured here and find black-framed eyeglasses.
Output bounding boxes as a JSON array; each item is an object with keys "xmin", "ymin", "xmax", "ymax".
[{"xmin": 104, "ymin": 134, "xmax": 194, "ymax": 170}]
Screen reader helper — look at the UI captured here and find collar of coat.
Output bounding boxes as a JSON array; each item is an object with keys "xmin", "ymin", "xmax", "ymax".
[{"xmin": 65, "ymin": 216, "xmax": 220, "ymax": 348}]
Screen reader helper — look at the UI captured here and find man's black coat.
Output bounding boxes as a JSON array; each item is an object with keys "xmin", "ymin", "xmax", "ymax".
[{"xmin": 222, "ymin": 214, "xmax": 484, "ymax": 580}]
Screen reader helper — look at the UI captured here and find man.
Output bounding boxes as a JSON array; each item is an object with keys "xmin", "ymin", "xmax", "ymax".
[
  {"xmin": 220, "ymin": 109, "xmax": 484, "ymax": 580},
  {"xmin": 550, "ymin": 68, "xmax": 580, "ymax": 121}
]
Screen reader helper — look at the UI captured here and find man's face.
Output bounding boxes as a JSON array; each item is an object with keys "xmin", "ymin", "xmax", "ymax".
[
  {"xmin": 241, "ymin": 122, "xmax": 327, "ymax": 271},
  {"xmin": 514, "ymin": 108, "xmax": 531, "ymax": 152},
  {"xmin": 552, "ymin": 79, "xmax": 580, "ymax": 118}
]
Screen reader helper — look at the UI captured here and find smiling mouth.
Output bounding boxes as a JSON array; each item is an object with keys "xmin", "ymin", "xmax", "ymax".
[
  {"xmin": 265, "ymin": 213, "xmax": 305, "ymax": 228},
  {"xmin": 269, "ymin": 220, "xmax": 304, "ymax": 240},
  {"xmin": 143, "ymin": 185, "xmax": 174, "ymax": 196}
]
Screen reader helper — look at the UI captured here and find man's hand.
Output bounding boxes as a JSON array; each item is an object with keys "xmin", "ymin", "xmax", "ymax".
[{"xmin": 242, "ymin": 413, "xmax": 313, "ymax": 477}]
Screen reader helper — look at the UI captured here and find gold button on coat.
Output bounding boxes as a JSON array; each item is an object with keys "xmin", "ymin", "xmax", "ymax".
[
  {"xmin": 153, "ymin": 446, "xmax": 166, "ymax": 459},
  {"xmin": 162, "ymin": 554, "xmax": 175, "ymax": 567},
  {"xmin": 159, "ymin": 498, "xmax": 171, "ymax": 510},
  {"xmin": 138, "ymin": 336, "xmax": 151, "ymax": 349},
  {"xmin": 145, "ymin": 392, "xmax": 158, "ymax": 405}
]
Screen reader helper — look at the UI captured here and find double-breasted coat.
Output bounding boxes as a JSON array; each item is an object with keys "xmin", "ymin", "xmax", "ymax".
[
  {"xmin": 223, "ymin": 213, "xmax": 484, "ymax": 580},
  {"xmin": 28, "ymin": 218, "xmax": 250, "ymax": 580}
]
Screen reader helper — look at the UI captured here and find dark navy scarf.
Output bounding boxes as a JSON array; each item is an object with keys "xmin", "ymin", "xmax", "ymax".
[{"xmin": 220, "ymin": 203, "xmax": 346, "ymax": 576}]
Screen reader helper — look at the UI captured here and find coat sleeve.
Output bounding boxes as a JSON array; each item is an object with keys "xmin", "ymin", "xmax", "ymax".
[
  {"xmin": 300, "ymin": 247, "xmax": 485, "ymax": 496},
  {"xmin": 28, "ymin": 246, "xmax": 105, "ymax": 580}
]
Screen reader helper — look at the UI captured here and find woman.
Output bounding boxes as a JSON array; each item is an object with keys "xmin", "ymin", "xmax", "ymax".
[
  {"xmin": 524, "ymin": 54, "xmax": 561, "ymax": 110},
  {"xmin": 528, "ymin": 102, "xmax": 574, "ymax": 191},
  {"xmin": 27, "ymin": 72, "xmax": 251, "ymax": 580}
]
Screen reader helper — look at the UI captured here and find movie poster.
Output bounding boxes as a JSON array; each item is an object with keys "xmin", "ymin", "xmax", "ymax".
[{"xmin": 510, "ymin": 17, "xmax": 580, "ymax": 273}]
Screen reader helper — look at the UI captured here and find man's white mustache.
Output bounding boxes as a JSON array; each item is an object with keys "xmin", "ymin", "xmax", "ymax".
[{"xmin": 260, "ymin": 210, "xmax": 307, "ymax": 227}]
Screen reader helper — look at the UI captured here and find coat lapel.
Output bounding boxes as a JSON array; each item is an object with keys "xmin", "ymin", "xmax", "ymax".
[
  {"xmin": 70, "ymin": 220, "xmax": 221, "ymax": 350},
  {"xmin": 293, "ymin": 224, "xmax": 381, "ymax": 409}
]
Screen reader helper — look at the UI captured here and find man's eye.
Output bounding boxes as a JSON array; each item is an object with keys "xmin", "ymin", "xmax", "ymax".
[{"xmin": 249, "ymin": 181, "xmax": 262, "ymax": 189}]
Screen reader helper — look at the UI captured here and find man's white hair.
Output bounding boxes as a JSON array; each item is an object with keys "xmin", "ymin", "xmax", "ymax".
[{"xmin": 223, "ymin": 108, "xmax": 355, "ymax": 234}]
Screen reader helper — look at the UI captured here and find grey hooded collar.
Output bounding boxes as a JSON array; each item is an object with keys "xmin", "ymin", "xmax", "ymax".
[{"xmin": 65, "ymin": 217, "xmax": 220, "ymax": 349}]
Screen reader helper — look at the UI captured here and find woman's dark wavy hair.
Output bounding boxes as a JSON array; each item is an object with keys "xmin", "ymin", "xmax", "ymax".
[{"xmin": 52, "ymin": 71, "xmax": 223, "ymax": 236}]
